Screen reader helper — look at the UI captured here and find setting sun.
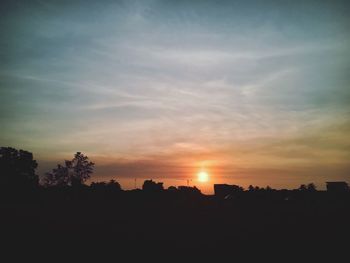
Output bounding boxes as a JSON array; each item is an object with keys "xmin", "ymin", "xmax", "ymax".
[{"xmin": 197, "ymin": 171, "xmax": 209, "ymax": 182}]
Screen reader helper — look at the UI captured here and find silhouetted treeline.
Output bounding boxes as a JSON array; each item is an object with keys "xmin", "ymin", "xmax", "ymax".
[
  {"xmin": 1, "ymin": 147, "xmax": 349, "ymax": 202},
  {"xmin": 1, "ymin": 147, "xmax": 350, "ymax": 260}
]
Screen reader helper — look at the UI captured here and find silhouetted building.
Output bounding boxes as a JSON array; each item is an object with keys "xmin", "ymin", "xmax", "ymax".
[
  {"xmin": 326, "ymin": 182, "xmax": 349, "ymax": 192},
  {"xmin": 214, "ymin": 184, "xmax": 243, "ymax": 198},
  {"xmin": 142, "ymin": 180, "xmax": 164, "ymax": 192}
]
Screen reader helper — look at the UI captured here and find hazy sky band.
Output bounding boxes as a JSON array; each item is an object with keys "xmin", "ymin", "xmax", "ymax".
[{"xmin": 1, "ymin": 0, "xmax": 350, "ymax": 189}]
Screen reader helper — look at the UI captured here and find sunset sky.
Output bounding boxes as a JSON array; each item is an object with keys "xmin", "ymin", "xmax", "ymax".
[{"xmin": 1, "ymin": 0, "xmax": 349, "ymax": 193}]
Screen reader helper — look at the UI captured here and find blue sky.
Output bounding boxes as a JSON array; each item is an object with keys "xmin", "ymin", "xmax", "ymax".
[{"xmin": 1, "ymin": 0, "xmax": 349, "ymax": 190}]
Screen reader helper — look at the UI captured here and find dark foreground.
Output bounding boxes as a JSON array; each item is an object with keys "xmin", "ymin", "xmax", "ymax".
[{"xmin": 1, "ymin": 190, "xmax": 349, "ymax": 261}]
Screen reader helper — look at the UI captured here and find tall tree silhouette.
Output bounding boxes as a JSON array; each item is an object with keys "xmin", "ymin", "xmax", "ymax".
[
  {"xmin": 0, "ymin": 147, "xmax": 38, "ymax": 188},
  {"xmin": 43, "ymin": 152, "xmax": 94, "ymax": 187},
  {"xmin": 70, "ymin": 152, "xmax": 95, "ymax": 186}
]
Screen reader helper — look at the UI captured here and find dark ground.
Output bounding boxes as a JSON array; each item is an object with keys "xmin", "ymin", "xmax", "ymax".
[{"xmin": 1, "ymin": 189, "xmax": 349, "ymax": 261}]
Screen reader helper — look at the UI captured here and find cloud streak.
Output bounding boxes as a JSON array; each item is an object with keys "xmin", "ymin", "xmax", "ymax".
[{"xmin": 1, "ymin": 0, "xmax": 350, "ymax": 190}]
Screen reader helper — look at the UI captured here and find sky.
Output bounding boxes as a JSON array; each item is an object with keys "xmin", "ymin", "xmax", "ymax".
[{"xmin": 1, "ymin": 0, "xmax": 350, "ymax": 193}]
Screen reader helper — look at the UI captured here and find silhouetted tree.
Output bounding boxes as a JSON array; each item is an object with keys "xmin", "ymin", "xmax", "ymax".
[
  {"xmin": 299, "ymin": 184, "xmax": 307, "ymax": 191},
  {"xmin": 90, "ymin": 181, "xmax": 106, "ymax": 188},
  {"xmin": 90, "ymin": 180, "xmax": 122, "ymax": 193},
  {"xmin": 42, "ymin": 163, "xmax": 70, "ymax": 187},
  {"xmin": 178, "ymin": 186, "xmax": 202, "ymax": 195},
  {"xmin": 0, "ymin": 147, "xmax": 38, "ymax": 189},
  {"xmin": 142, "ymin": 180, "xmax": 164, "ymax": 192},
  {"xmin": 106, "ymin": 180, "xmax": 121, "ymax": 191},
  {"xmin": 70, "ymin": 152, "xmax": 94, "ymax": 186},
  {"xmin": 167, "ymin": 186, "xmax": 177, "ymax": 191},
  {"xmin": 307, "ymin": 183, "xmax": 316, "ymax": 191},
  {"xmin": 42, "ymin": 152, "xmax": 94, "ymax": 187}
]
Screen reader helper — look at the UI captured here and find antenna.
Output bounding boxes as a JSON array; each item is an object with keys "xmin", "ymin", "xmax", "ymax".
[
  {"xmin": 134, "ymin": 178, "xmax": 137, "ymax": 189},
  {"xmin": 187, "ymin": 179, "xmax": 192, "ymax": 186}
]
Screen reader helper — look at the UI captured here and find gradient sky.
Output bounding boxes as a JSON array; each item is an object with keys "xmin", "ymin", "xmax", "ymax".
[{"xmin": 1, "ymin": 0, "xmax": 350, "ymax": 192}]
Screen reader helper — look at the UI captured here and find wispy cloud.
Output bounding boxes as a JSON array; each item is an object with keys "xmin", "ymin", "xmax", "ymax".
[{"xmin": 1, "ymin": 0, "xmax": 350, "ymax": 188}]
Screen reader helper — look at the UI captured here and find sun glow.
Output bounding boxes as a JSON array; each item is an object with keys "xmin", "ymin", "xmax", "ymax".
[{"xmin": 197, "ymin": 171, "xmax": 209, "ymax": 182}]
